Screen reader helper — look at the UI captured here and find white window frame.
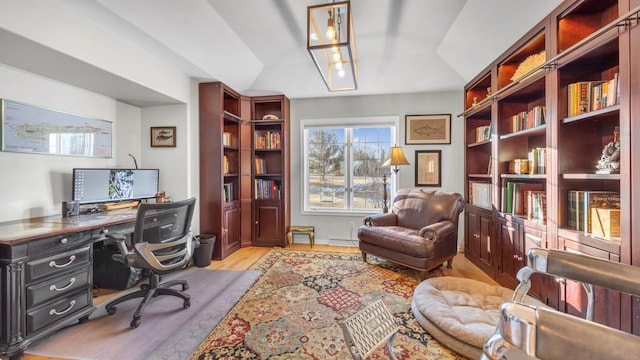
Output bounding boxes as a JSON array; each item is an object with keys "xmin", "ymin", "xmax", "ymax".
[{"xmin": 301, "ymin": 116, "xmax": 401, "ymax": 215}]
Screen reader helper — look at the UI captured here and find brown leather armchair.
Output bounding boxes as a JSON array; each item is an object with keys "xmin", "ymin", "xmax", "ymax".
[{"xmin": 357, "ymin": 189, "xmax": 464, "ymax": 277}]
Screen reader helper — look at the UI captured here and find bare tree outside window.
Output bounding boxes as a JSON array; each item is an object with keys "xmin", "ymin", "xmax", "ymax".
[{"xmin": 305, "ymin": 125, "xmax": 392, "ymax": 211}]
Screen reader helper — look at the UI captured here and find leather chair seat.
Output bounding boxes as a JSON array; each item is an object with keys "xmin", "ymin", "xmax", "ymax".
[{"xmin": 358, "ymin": 226, "xmax": 433, "ymax": 258}]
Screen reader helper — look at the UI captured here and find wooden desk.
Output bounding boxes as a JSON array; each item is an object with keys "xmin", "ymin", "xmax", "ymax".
[{"xmin": 0, "ymin": 210, "xmax": 138, "ymax": 360}]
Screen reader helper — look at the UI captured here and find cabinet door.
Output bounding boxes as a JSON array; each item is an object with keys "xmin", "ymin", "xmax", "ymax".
[
  {"xmin": 497, "ymin": 219, "xmax": 522, "ymax": 288},
  {"xmin": 223, "ymin": 204, "xmax": 241, "ymax": 254},
  {"xmin": 253, "ymin": 202, "xmax": 282, "ymax": 246},
  {"xmin": 478, "ymin": 213, "xmax": 494, "ymax": 274},
  {"xmin": 560, "ymin": 237, "xmax": 622, "ymax": 330},
  {"xmin": 464, "ymin": 210, "xmax": 479, "ymax": 258}
]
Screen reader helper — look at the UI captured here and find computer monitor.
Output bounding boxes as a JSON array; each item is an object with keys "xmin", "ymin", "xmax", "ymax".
[{"xmin": 72, "ymin": 168, "xmax": 160, "ymax": 205}]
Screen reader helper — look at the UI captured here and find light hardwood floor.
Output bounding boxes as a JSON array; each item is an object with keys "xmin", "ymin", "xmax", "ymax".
[{"xmin": 23, "ymin": 245, "xmax": 496, "ymax": 360}]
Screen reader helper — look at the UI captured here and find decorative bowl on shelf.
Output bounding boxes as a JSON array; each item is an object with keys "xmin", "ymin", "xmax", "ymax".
[{"xmin": 262, "ymin": 114, "xmax": 279, "ymax": 120}]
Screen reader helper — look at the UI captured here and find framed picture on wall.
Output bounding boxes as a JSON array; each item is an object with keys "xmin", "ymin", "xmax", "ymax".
[
  {"xmin": 415, "ymin": 150, "xmax": 441, "ymax": 187},
  {"xmin": 150, "ymin": 126, "xmax": 176, "ymax": 147},
  {"xmin": 405, "ymin": 114, "xmax": 451, "ymax": 144}
]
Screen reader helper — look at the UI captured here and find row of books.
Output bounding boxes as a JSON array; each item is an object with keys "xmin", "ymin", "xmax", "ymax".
[
  {"xmin": 567, "ymin": 75, "xmax": 619, "ymax": 117},
  {"xmin": 475, "ymin": 124, "xmax": 491, "ymax": 143},
  {"xmin": 501, "ymin": 181, "xmax": 546, "ymax": 222},
  {"xmin": 254, "ymin": 179, "xmax": 281, "ymax": 200},
  {"xmin": 567, "ymin": 190, "xmax": 620, "ymax": 239},
  {"xmin": 468, "ymin": 181, "xmax": 492, "ymax": 209},
  {"xmin": 223, "ymin": 183, "xmax": 234, "ymax": 202},
  {"xmin": 254, "ymin": 130, "xmax": 281, "ymax": 150},
  {"xmin": 527, "ymin": 147, "xmax": 546, "ymax": 175},
  {"xmin": 509, "ymin": 105, "xmax": 545, "ymax": 133},
  {"xmin": 254, "ymin": 158, "xmax": 267, "ymax": 175}
]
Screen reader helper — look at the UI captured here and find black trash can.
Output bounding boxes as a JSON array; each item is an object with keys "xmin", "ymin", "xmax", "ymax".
[{"xmin": 193, "ymin": 234, "xmax": 216, "ymax": 267}]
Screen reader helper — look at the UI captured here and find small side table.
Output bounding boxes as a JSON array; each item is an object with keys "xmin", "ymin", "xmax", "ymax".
[{"xmin": 287, "ymin": 225, "xmax": 315, "ymax": 248}]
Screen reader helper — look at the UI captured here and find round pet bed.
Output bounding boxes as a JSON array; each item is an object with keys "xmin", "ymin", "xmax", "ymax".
[{"xmin": 411, "ymin": 277, "xmax": 544, "ymax": 359}]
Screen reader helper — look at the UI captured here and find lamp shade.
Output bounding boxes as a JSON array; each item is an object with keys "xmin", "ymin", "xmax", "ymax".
[
  {"xmin": 389, "ymin": 146, "xmax": 410, "ymax": 166},
  {"xmin": 307, "ymin": 1, "xmax": 357, "ymax": 91}
]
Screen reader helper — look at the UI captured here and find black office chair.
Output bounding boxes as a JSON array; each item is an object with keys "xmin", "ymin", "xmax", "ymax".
[{"xmin": 104, "ymin": 197, "xmax": 197, "ymax": 328}]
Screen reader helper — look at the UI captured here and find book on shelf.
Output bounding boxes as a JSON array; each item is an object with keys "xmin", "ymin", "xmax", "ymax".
[
  {"xmin": 510, "ymin": 106, "xmax": 545, "ymax": 133},
  {"xmin": 526, "ymin": 190, "xmax": 546, "ymax": 223},
  {"xmin": 475, "ymin": 124, "xmax": 491, "ymax": 142},
  {"xmin": 567, "ymin": 75, "xmax": 619, "ymax": 117},
  {"xmin": 254, "ymin": 130, "xmax": 281, "ymax": 149},
  {"xmin": 469, "ymin": 181, "xmax": 492, "ymax": 209},
  {"xmin": 223, "ymin": 183, "xmax": 233, "ymax": 202},
  {"xmin": 223, "ymin": 155, "xmax": 229, "ymax": 174},
  {"xmin": 254, "ymin": 179, "xmax": 280, "ymax": 200},
  {"xmin": 223, "ymin": 132, "xmax": 231, "ymax": 146},
  {"xmin": 567, "ymin": 190, "xmax": 620, "ymax": 233},
  {"xmin": 590, "ymin": 207, "xmax": 620, "ymax": 239},
  {"xmin": 527, "ymin": 147, "xmax": 546, "ymax": 175},
  {"xmin": 254, "ymin": 157, "xmax": 267, "ymax": 175},
  {"xmin": 501, "ymin": 181, "xmax": 544, "ymax": 216}
]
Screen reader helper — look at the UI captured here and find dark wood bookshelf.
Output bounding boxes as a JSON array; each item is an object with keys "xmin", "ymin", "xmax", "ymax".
[{"xmin": 463, "ymin": 0, "xmax": 639, "ymax": 333}]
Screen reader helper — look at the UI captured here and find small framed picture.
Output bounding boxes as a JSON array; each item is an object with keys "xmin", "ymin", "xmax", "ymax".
[
  {"xmin": 405, "ymin": 114, "xmax": 451, "ymax": 144},
  {"xmin": 415, "ymin": 150, "xmax": 441, "ymax": 187},
  {"xmin": 150, "ymin": 126, "xmax": 176, "ymax": 147}
]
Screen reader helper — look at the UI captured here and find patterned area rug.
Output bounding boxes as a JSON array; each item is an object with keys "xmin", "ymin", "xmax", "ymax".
[{"xmin": 190, "ymin": 250, "xmax": 463, "ymax": 359}]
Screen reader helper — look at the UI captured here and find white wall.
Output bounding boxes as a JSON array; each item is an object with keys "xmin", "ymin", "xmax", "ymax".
[
  {"xmin": 290, "ymin": 91, "xmax": 465, "ymax": 248},
  {"xmin": 0, "ymin": 64, "xmax": 139, "ymax": 221},
  {"xmin": 0, "ymin": 2, "xmax": 198, "ymax": 225}
]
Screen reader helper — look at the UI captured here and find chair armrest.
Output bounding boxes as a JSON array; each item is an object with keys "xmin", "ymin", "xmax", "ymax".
[
  {"xmin": 418, "ymin": 221, "xmax": 455, "ymax": 241},
  {"xmin": 514, "ymin": 248, "xmax": 640, "ymax": 302},
  {"xmin": 483, "ymin": 301, "xmax": 640, "ymax": 360},
  {"xmin": 363, "ymin": 213, "xmax": 397, "ymax": 226},
  {"xmin": 106, "ymin": 233, "xmax": 131, "ymax": 263}
]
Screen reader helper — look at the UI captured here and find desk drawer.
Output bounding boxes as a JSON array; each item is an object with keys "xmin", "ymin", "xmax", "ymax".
[
  {"xmin": 27, "ymin": 266, "xmax": 91, "ymax": 308},
  {"xmin": 27, "ymin": 230, "xmax": 92, "ymax": 256},
  {"xmin": 26, "ymin": 246, "xmax": 91, "ymax": 283},
  {"xmin": 26, "ymin": 288, "xmax": 92, "ymax": 335}
]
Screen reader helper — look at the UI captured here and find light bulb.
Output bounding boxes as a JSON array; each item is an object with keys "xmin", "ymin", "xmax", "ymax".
[
  {"xmin": 335, "ymin": 61, "xmax": 344, "ymax": 70},
  {"xmin": 332, "ymin": 51, "xmax": 341, "ymax": 62},
  {"xmin": 338, "ymin": 69, "xmax": 345, "ymax": 77},
  {"xmin": 325, "ymin": 26, "xmax": 336, "ymax": 40}
]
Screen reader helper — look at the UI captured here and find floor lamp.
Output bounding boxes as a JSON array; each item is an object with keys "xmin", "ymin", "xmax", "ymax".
[{"xmin": 381, "ymin": 146, "xmax": 410, "ymax": 213}]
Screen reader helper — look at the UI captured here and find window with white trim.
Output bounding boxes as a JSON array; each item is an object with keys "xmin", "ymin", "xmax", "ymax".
[{"xmin": 302, "ymin": 117, "xmax": 398, "ymax": 213}]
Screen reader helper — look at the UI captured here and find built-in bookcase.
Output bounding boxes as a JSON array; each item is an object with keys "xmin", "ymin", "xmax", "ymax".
[
  {"xmin": 251, "ymin": 95, "xmax": 290, "ymax": 247},
  {"xmin": 200, "ymin": 86, "xmax": 291, "ymax": 258},
  {"xmin": 462, "ymin": 0, "xmax": 639, "ymax": 331},
  {"xmin": 199, "ymin": 82, "xmax": 243, "ymax": 260}
]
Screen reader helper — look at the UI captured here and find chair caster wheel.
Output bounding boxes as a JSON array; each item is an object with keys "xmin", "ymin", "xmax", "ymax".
[
  {"xmin": 130, "ymin": 318, "xmax": 141, "ymax": 328},
  {"xmin": 106, "ymin": 307, "xmax": 117, "ymax": 315},
  {"xmin": 183, "ymin": 299, "xmax": 191, "ymax": 309}
]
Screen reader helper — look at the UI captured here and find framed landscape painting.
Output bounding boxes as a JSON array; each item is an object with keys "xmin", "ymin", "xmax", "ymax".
[{"xmin": 405, "ymin": 114, "xmax": 451, "ymax": 144}]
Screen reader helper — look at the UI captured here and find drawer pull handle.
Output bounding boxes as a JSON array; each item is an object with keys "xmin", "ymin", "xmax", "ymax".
[
  {"xmin": 49, "ymin": 255, "xmax": 76, "ymax": 268},
  {"xmin": 59, "ymin": 238, "xmax": 68, "ymax": 245},
  {"xmin": 49, "ymin": 300, "xmax": 76, "ymax": 316},
  {"xmin": 50, "ymin": 277, "xmax": 76, "ymax": 292}
]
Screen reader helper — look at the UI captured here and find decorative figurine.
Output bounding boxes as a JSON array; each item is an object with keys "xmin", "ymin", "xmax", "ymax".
[
  {"xmin": 472, "ymin": 97, "xmax": 478, "ymax": 106},
  {"xmin": 596, "ymin": 126, "xmax": 620, "ymax": 174}
]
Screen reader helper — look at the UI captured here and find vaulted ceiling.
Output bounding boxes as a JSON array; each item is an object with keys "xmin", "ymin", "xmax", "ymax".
[{"xmin": 1, "ymin": 0, "xmax": 564, "ymax": 103}]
